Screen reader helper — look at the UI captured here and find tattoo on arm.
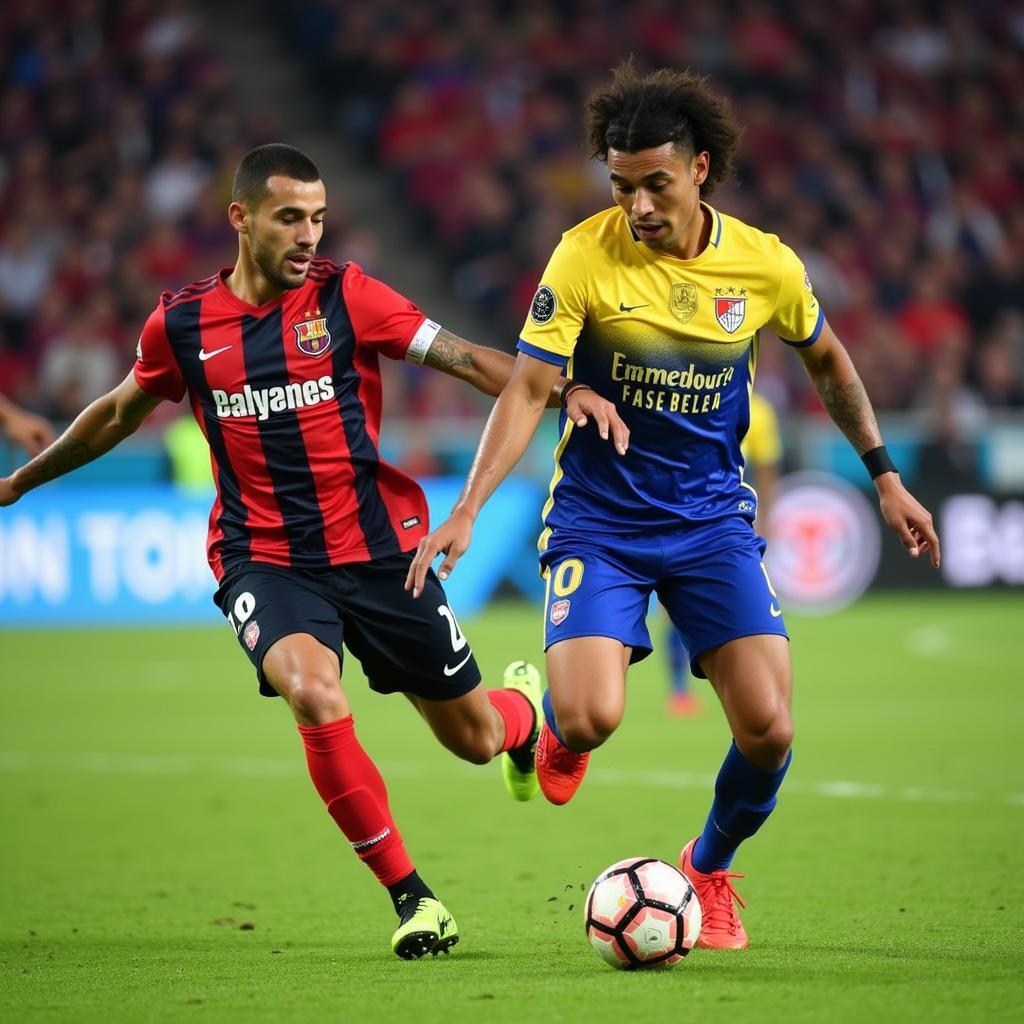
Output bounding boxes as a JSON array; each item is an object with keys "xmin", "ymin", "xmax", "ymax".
[
  {"xmin": 17, "ymin": 435, "xmax": 100, "ymax": 490},
  {"xmin": 122, "ymin": 388, "xmax": 158, "ymax": 426},
  {"xmin": 814, "ymin": 375, "xmax": 883, "ymax": 454},
  {"xmin": 422, "ymin": 329, "xmax": 476, "ymax": 379}
]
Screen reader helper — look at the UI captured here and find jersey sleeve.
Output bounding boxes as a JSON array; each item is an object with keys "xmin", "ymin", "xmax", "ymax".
[
  {"xmin": 517, "ymin": 234, "xmax": 589, "ymax": 368},
  {"xmin": 767, "ymin": 243, "xmax": 825, "ymax": 348},
  {"xmin": 133, "ymin": 302, "xmax": 186, "ymax": 402},
  {"xmin": 341, "ymin": 262, "xmax": 438, "ymax": 362}
]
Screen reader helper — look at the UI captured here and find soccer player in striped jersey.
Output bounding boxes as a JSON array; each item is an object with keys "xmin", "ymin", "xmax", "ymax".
[
  {"xmin": 407, "ymin": 63, "xmax": 940, "ymax": 950},
  {"xmin": 0, "ymin": 144, "xmax": 626, "ymax": 960}
]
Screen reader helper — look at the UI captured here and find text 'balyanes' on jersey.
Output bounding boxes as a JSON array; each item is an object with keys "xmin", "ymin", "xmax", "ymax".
[
  {"xmin": 134, "ymin": 259, "xmax": 441, "ymax": 580},
  {"xmin": 517, "ymin": 204, "xmax": 823, "ymax": 548}
]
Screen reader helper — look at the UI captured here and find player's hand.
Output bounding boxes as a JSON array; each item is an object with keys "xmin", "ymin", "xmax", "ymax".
[
  {"xmin": 4, "ymin": 410, "xmax": 54, "ymax": 456},
  {"xmin": 405, "ymin": 509, "xmax": 475, "ymax": 598},
  {"xmin": 875, "ymin": 473, "xmax": 940, "ymax": 568},
  {"xmin": 565, "ymin": 387, "xmax": 630, "ymax": 455},
  {"xmin": 0, "ymin": 476, "xmax": 21, "ymax": 507}
]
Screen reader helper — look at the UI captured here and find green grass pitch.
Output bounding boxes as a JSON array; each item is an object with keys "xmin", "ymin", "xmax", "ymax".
[{"xmin": 1, "ymin": 593, "xmax": 1021, "ymax": 1023}]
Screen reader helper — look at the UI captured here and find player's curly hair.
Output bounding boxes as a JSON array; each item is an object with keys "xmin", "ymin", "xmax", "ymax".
[
  {"xmin": 584, "ymin": 60, "xmax": 742, "ymax": 197},
  {"xmin": 232, "ymin": 143, "xmax": 321, "ymax": 208}
]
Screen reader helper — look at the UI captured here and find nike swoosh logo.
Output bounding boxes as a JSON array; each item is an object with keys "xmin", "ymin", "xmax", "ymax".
[
  {"xmin": 198, "ymin": 345, "xmax": 233, "ymax": 362},
  {"xmin": 619, "ymin": 302, "xmax": 651, "ymax": 313},
  {"xmin": 443, "ymin": 651, "xmax": 472, "ymax": 676},
  {"xmin": 770, "ymin": 603, "xmax": 782, "ymax": 617}
]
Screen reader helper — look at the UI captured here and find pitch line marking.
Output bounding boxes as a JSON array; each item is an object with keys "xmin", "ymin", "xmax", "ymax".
[{"xmin": 0, "ymin": 750, "xmax": 1020, "ymax": 809}]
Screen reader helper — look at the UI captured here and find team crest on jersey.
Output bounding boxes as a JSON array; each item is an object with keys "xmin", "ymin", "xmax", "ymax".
[
  {"xmin": 530, "ymin": 285, "xmax": 557, "ymax": 325},
  {"xmin": 294, "ymin": 310, "xmax": 332, "ymax": 357},
  {"xmin": 715, "ymin": 296, "xmax": 746, "ymax": 334},
  {"xmin": 669, "ymin": 282, "xmax": 698, "ymax": 324},
  {"xmin": 550, "ymin": 599, "xmax": 570, "ymax": 625},
  {"xmin": 244, "ymin": 620, "xmax": 261, "ymax": 651}
]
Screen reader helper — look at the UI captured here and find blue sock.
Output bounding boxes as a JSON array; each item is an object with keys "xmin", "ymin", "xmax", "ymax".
[
  {"xmin": 542, "ymin": 689, "xmax": 566, "ymax": 745},
  {"xmin": 692, "ymin": 741, "xmax": 792, "ymax": 873}
]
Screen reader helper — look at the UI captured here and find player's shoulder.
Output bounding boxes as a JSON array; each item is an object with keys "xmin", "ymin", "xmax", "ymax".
[
  {"xmin": 716, "ymin": 208, "xmax": 787, "ymax": 259},
  {"xmin": 561, "ymin": 206, "xmax": 623, "ymax": 247},
  {"xmin": 715, "ymin": 208, "xmax": 801, "ymax": 287},
  {"xmin": 160, "ymin": 272, "xmax": 221, "ymax": 310}
]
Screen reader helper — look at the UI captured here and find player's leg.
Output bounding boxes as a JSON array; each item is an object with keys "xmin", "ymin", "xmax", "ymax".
[
  {"xmin": 660, "ymin": 520, "xmax": 791, "ymax": 948},
  {"xmin": 216, "ymin": 566, "xmax": 454, "ymax": 958},
  {"xmin": 534, "ymin": 637, "xmax": 631, "ymax": 805},
  {"xmin": 342, "ymin": 553, "xmax": 542, "ymax": 798},
  {"xmin": 536, "ymin": 540, "xmax": 655, "ymax": 804},
  {"xmin": 407, "ymin": 660, "xmax": 544, "ymax": 801},
  {"xmin": 677, "ymin": 634, "xmax": 792, "ymax": 950}
]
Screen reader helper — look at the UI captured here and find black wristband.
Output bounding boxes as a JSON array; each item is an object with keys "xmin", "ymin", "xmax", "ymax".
[
  {"xmin": 560, "ymin": 381, "xmax": 591, "ymax": 408},
  {"xmin": 861, "ymin": 445, "xmax": 897, "ymax": 479}
]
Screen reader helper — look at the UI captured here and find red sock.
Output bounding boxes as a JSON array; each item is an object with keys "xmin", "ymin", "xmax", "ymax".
[
  {"xmin": 487, "ymin": 689, "xmax": 535, "ymax": 752},
  {"xmin": 298, "ymin": 715, "xmax": 414, "ymax": 887}
]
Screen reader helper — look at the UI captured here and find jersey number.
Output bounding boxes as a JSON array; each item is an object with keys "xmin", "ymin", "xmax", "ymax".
[
  {"xmin": 552, "ymin": 558, "xmax": 585, "ymax": 597},
  {"xmin": 437, "ymin": 604, "xmax": 467, "ymax": 652},
  {"xmin": 227, "ymin": 591, "xmax": 256, "ymax": 635}
]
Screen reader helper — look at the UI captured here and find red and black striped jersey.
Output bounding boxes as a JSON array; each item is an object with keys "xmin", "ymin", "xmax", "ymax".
[{"xmin": 134, "ymin": 259, "xmax": 440, "ymax": 581}]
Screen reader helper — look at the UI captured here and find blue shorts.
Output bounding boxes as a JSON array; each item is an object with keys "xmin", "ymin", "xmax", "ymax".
[{"xmin": 539, "ymin": 517, "xmax": 788, "ymax": 678}]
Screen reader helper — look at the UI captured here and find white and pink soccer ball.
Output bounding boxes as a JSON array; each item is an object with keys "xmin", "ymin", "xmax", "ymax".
[{"xmin": 584, "ymin": 857, "xmax": 702, "ymax": 969}]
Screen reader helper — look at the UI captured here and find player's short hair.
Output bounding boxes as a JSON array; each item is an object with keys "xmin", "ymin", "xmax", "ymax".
[
  {"xmin": 584, "ymin": 60, "xmax": 741, "ymax": 197},
  {"xmin": 231, "ymin": 144, "xmax": 321, "ymax": 208}
]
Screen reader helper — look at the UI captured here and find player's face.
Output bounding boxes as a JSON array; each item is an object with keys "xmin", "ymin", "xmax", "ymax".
[
  {"xmin": 607, "ymin": 144, "xmax": 709, "ymax": 258},
  {"xmin": 246, "ymin": 176, "xmax": 327, "ymax": 291}
]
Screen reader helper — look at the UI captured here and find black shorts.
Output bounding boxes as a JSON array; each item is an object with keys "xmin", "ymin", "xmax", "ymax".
[{"xmin": 213, "ymin": 553, "xmax": 481, "ymax": 700}]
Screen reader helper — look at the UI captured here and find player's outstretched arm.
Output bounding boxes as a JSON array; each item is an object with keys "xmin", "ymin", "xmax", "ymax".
[
  {"xmin": 405, "ymin": 352, "xmax": 560, "ymax": 597},
  {"xmin": 797, "ymin": 322, "xmax": 940, "ymax": 568},
  {"xmin": 0, "ymin": 373, "xmax": 163, "ymax": 507},
  {"xmin": 420, "ymin": 328, "xmax": 629, "ymax": 450},
  {"xmin": 0, "ymin": 394, "xmax": 54, "ymax": 456}
]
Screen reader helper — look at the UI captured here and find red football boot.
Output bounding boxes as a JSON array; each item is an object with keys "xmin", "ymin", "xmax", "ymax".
[
  {"xmin": 678, "ymin": 837, "xmax": 749, "ymax": 949},
  {"xmin": 535, "ymin": 722, "xmax": 590, "ymax": 805}
]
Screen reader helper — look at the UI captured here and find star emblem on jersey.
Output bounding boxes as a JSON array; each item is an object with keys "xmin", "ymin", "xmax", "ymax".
[
  {"xmin": 294, "ymin": 314, "xmax": 332, "ymax": 357},
  {"xmin": 669, "ymin": 283, "xmax": 698, "ymax": 324},
  {"xmin": 715, "ymin": 296, "xmax": 746, "ymax": 334}
]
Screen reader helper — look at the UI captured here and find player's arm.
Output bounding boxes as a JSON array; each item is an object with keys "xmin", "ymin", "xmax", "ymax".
[
  {"xmin": 797, "ymin": 321, "xmax": 940, "ymax": 567},
  {"xmin": 419, "ymin": 327, "xmax": 626, "ymax": 438},
  {"xmin": 0, "ymin": 373, "xmax": 163, "ymax": 507},
  {"xmin": 405, "ymin": 352, "xmax": 592, "ymax": 597},
  {"xmin": 0, "ymin": 394, "xmax": 54, "ymax": 455}
]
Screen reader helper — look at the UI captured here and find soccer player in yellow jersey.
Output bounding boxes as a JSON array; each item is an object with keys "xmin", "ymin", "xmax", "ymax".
[{"xmin": 407, "ymin": 63, "xmax": 939, "ymax": 949}]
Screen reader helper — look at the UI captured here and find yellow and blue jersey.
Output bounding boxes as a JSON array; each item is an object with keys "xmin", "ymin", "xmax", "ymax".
[{"xmin": 518, "ymin": 204, "xmax": 820, "ymax": 548}]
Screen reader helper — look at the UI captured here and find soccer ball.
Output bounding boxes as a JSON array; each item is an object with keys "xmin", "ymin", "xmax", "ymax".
[{"xmin": 584, "ymin": 857, "xmax": 701, "ymax": 969}]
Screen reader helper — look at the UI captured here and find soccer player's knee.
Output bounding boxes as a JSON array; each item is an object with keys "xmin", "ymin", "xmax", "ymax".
[
  {"xmin": 559, "ymin": 707, "xmax": 620, "ymax": 751},
  {"xmin": 741, "ymin": 715, "xmax": 793, "ymax": 766},
  {"xmin": 451, "ymin": 736, "xmax": 494, "ymax": 766},
  {"xmin": 284, "ymin": 672, "xmax": 345, "ymax": 724}
]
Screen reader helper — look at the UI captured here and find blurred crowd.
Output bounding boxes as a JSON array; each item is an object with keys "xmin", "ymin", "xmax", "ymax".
[
  {"xmin": 2, "ymin": 0, "xmax": 1022, "ymax": 448},
  {"xmin": 0, "ymin": 1, "xmax": 252, "ymax": 422},
  {"xmin": 278, "ymin": 0, "xmax": 1024, "ymax": 423}
]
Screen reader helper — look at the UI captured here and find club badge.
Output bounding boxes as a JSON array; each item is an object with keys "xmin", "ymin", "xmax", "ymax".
[{"xmin": 294, "ymin": 309, "xmax": 332, "ymax": 357}]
